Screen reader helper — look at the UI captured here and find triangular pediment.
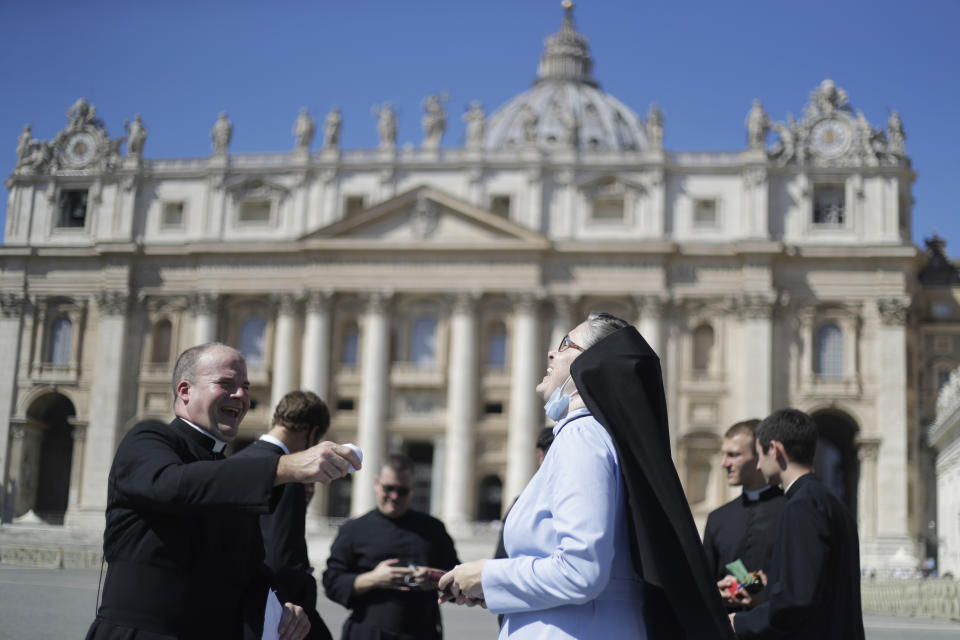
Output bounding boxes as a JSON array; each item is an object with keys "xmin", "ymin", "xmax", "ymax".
[{"xmin": 305, "ymin": 186, "xmax": 549, "ymax": 248}]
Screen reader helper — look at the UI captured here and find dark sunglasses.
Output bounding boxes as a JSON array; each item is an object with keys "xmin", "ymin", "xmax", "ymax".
[
  {"xmin": 558, "ymin": 335, "xmax": 584, "ymax": 353},
  {"xmin": 380, "ymin": 484, "xmax": 411, "ymax": 497}
]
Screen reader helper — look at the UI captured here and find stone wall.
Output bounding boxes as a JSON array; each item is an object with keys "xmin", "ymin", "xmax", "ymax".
[{"xmin": 861, "ymin": 578, "xmax": 960, "ymax": 620}]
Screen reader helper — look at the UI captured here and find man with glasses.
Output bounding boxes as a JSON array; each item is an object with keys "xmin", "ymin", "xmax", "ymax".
[{"xmin": 323, "ymin": 454, "xmax": 459, "ymax": 640}]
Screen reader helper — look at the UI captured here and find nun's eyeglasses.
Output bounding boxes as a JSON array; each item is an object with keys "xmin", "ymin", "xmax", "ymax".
[{"xmin": 558, "ymin": 335, "xmax": 584, "ymax": 353}]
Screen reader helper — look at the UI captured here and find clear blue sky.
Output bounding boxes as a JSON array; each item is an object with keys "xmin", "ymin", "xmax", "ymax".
[{"xmin": 3, "ymin": 1, "xmax": 959, "ymax": 253}]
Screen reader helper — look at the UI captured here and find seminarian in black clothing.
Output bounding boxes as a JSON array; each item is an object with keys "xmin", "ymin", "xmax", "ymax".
[
  {"xmin": 85, "ymin": 344, "xmax": 361, "ymax": 640},
  {"xmin": 731, "ymin": 408, "xmax": 865, "ymax": 639},
  {"xmin": 703, "ymin": 420, "xmax": 786, "ymax": 609},
  {"xmin": 236, "ymin": 390, "xmax": 335, "ymax": 640},
  {"xmin": 323, "ymin": 454, "xmax": 459, "ymax": 640}
]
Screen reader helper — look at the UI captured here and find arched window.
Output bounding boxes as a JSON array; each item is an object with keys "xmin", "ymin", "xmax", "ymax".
[
  {"xmin": 239, "ymin": 315, "xmax": 266, "ymax": 364},
  {"xmin": 341, "ymin": 322, "xmax": 359, "ymax": 366},
  {"xmin": 815, "ymin": 323, "xmax": 843, "ymax": 377},
  {"xmin": 692, "ymin": 324, "xmax": 714, "ymax": 373},
  {"xmin": 486, "ymin": 322, "xmax": 507, "ymax": 369},
  {"xmin": 410, "ymin": 315, "xmax": 437, "ymax": 366},
  {"xmin": 151, "ymin": 319, "xmax": 173, "ymax": 365},
  {"xmin": 48, "ymin": 316, "xmax": 72, "ymax": 365},
  {"xmin": 476, "ymin": 475, "xmax": 503, "ymax": 521}
]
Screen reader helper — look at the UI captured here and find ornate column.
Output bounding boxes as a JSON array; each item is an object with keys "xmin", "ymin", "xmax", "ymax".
[
  {"xmin": 443, "ymin": 293, "xmax": 479, "ymax": 527},
  {"xmin": 301, "ymin": 290, "xmax": 333, "ymax": 400},
  {"xmin": 875, "ymin": 297, "xmax": 910, "ymax": 538},
  {"xmin": 635, "ymin": 294, "xmax": 666, "ymax": 359},
  {"xmin": 550, "ymin": 295, "xmax": 575, "ymax": 355},
  {"xmin": 0, "ymin": 293, "xmax": 25, "ymax": 523},
  {"xmin": 351, "ymin": 291, "xmax": 392, "ymax": 516},
  {"xmin": 505, "ymin": 294, "xmax": 542, "ymax": 507},
  {"xmin": 192, "ymin": 292, "xmax": 219, "ymax": 344},
  {"xmin": 75, "ymin": 290, "xmax": 130, "ymax": 525},
  {"xmin": 738, "ymin": 294, "xmax": 775, "ymax": 419},
  {"xmin": 856, "ymin": 437, "xmax": 881, "ymax": 541},
  {"xmin": 271, "ymin": 293, "xmax": 299, "ymax": 410}
]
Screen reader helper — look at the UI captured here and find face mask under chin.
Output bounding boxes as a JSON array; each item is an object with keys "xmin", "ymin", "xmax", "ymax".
[{"xmin": 544, "ymin": 375, "xmax": 574, "ymax": 421}]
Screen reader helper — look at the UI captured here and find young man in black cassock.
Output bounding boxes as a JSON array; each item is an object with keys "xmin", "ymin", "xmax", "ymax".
[
  {"xmin": 235, "ymin": 390, "xmax": 335, "ymax": 640},
  {"xmin": 730, "ymin": 408, "xmax": 865, "ymax": 639},
  {"xmin": 323, "ymin": 454, "xmax": 459, "ymax": 640},
  {"xmin": 703, "ymin": 420, "xmax": 786, "ymax": 609},
  {"xmin": 85, "ymin": 344, "xmax": 361, "ymax": 640}
]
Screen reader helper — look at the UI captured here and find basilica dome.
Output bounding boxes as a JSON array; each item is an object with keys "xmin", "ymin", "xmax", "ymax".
[{"xmin": 484, "ymin": 3, "xmax": 648, "ymax": 152}]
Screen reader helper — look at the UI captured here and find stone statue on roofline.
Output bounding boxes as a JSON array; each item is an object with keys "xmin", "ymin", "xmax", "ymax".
[
  {"xmin": 421, "ymin": 93, "xmax": 448, "ymax": 150},
  {"xmin": 373, "ymin": 102, "xmax": 397, "ymax": 150},
  {"xmin": 463, "ymin": 101, "xmax": 485, "ymax": 150},
  {"xmin": 887, "ymin": 110, "xmax": 905, "ymax": 156},
  {"xmin": 211, "ymin": 112, "xmax": 232, "ymax": 154},
  {"xmin": 745, "ymin": 99, "xmax": 770, "ymax": 150},
  {"xmin": 67, "ymin": 98, "xmax": 103, "ymax": 130},
  {"xmin": 323, "ymin": 106, "xmax": 342, "ymax": 149},
  {"xmin": 517, "ymin": 104, "xmax": 538, "ymax": 145},
  {"xmin": 646, "ymin": 104, "xmax": 664, "ymax": 150},
  {"xmin": 14, "ymin": 124, "xmax": 53, "ymax": 173},
  {"xmin": 293, "ymin": 107, "xmax": 315, "ymax": 150},
  {"xmin": 125, "ymin": 114, "xmax": 147, "ymax": 158}
]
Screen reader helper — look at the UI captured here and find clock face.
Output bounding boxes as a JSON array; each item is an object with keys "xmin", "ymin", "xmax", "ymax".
[
  {"xmin": 63, "ymin": 132, "xmax": 98, "ymax": 167},
  {"xmin": 810, "ymin": 118, "xmax": 851, "ymax": 158}
]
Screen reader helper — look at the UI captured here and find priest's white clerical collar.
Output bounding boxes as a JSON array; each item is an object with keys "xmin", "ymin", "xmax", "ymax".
[
  {"xmin": 259, "ymin": 434, "xmax": 290, "ymax": 455},
  {"xmin": 782, "ymin": 477, "xmax": 800, "ymax": 495},
  {"xmin": 180, "ymin": 418, "xmax": 226, "ymax": 453}
]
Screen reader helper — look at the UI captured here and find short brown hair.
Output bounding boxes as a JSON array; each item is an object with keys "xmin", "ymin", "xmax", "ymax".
[
  {"xmin": 272, "ymin": 390, "xmax": 330, "ymax": 436},
  {"xmin": 382, "ymin": 453, "xmax": 415, "ymax": 477},
  {"xmin": 724, "ymin": 419, "xmax": 761, "ymax": 440}
]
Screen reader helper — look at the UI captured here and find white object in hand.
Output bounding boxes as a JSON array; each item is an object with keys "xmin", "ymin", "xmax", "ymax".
[{"xmin": 344, "ymin": 443, "xmax": 363, "ymax": 473}]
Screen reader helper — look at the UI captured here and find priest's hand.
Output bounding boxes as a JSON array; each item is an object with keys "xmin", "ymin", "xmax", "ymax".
[
  {"xmin": 438, "ymin": 560, "xmax": 486, "ymax": 605},
  {"xmin": 353, "ymin": 558, "xmax": 415, "ymax": 595},
  {"xmin": 718, "ymin": 575, "xmax": 753, "ymax": 606},
  {"xmin": 275, "ymin": 442, "xmax": 361, "ymax": 485},
  {"xmin": 277, "ymin": 602, "xmax": 310, "ymax": 640}
]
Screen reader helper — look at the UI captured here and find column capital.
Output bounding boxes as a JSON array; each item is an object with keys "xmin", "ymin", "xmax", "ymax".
[
  {"xmin": 272, "ymin": 291, "xmax": 300, "ymax": 315},
  {"xmin": 448, "ymin": 290, "xmax": 482, "ymax": 314},
  {"xmin": 69, "ymin": 421, "xmax": 88, "ymax": 442},
  {"xmin": 508, "ymin": 291, "xmax": 542, "ymax": 314},
  {"xmin": 633, "ymin": 294, "xmax": 670, "ymax": 315},
  {"xmin": 855, "ymin": 436, "xmax": 882, "ymax": 462},
  {"xmin": 0, "ymin": 292, "xmax": 26, "ymax": 317},
  {"xmin": 95, "ymin": 290, "xmax": 130, "ymax": 316},
  {"xmin": 191, "ymin": 292, "xmax": 220, "ymax": 316},
  {"xmin": 735, "ymin": 293, "xmax": 777, "ymax": 320},
  {"xmin": 305, "ymin": 289, "xmax": 334, "ymax": 312},
  {"xmin": 877, "ymin": 297, "xmax": 910, "ymax": 326},
  {"xmin": 363, "ymin": 289, "xmax": 394, "ymax": 314},
  {"xmin": 552, "ymin": 294, "xmax": 579, "ymax": 317}
]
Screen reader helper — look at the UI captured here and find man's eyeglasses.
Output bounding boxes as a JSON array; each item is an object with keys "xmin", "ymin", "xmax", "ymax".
[
  {"xmin": 380, "ymin": 484, "xmax": 411, "ymax": 497},
  {"xmin": 558, "ymin": 335, "xmax": 584, "ymax": 353}
]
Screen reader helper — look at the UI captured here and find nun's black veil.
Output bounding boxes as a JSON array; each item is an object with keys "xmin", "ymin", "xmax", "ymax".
[{"xmin": 571, "ymin": 326, "xmax": 735, "ymax": 640}]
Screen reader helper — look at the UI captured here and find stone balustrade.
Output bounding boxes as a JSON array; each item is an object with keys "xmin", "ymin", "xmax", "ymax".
[{"xmin": 861, "ymin": 578, "xmax": 960, "ymax": 620}]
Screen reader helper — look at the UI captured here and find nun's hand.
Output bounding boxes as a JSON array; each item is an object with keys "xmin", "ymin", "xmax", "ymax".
[{"xmin": 437, "ymin": 560, "xmax": 486, "ymax": 604}]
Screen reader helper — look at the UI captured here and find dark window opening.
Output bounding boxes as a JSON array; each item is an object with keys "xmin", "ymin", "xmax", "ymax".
[
  {"xmin": 58, "ymin": 190, "xmax": 88, "ymax": 228},
  {"xmin": 484, "ymin": 402, "xmax": 504, "ymax": 415}
]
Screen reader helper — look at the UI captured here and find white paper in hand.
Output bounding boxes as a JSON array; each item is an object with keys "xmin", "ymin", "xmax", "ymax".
[
  {"xmin": 262, "ymin": 588, "xmax": 282, "ymax": 640},
  {"xmin": 344, "ymin": 443, "xmax": 363, "ymax": 473}
]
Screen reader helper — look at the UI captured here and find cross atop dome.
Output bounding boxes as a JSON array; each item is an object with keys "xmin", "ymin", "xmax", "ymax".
[{"xmin": 536, "ymin": 0, "xmax": 597, "ymax": 87}]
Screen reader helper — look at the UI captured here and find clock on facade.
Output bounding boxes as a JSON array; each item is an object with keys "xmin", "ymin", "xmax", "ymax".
[
  {"xmin": 810, "ymin": 118, "xmax": 852, "ymax": 158},
  {"xmin": 63, "ymin": 131, "xmax": 98, "ymax": 167}
]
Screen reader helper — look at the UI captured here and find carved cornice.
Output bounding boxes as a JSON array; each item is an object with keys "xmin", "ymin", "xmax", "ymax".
[
  {"xmin": 735, "ymin": 293, "xmax": 778, "ymax": 320},
  {"xmin": 634, "ymin": 294, "xmax": 671, "ymax": 316},
  {"xmin": 95, "ymin": 290, "xmax": 129, "ymax": 316},
  {"xmin": 676, "ymin": 296, "xmax": 735, "ymax": 318},
  {"xmin": 0, "ymin": 293, "xmax": 26, "ymax": 318},
  {"xmin": 877, "ymin": 297, "xmax": 910, "ymax": 326},
  {"xmin": 741, "ymin": 167, "xmax": 767, "ymax": 187},
  {"xmin": 143, "ymin": 294, "xmax": 190, "ymax": 314}
]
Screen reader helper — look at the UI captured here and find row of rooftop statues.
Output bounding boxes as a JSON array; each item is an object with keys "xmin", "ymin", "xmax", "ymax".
[{"xmin": 14, "ymin": 81, "xmax": 907, "ymax": 173}]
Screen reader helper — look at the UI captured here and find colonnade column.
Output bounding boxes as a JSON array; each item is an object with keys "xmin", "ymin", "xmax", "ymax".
[
  {"xmin": 875, "ymin": 298, "xmax": 910, "ymax": 538},
  {"xmin": 271, "ymin": 293, "xmax": 299, "ymax": 410},
  {"xmin": 192, "ymin": 292, "xmax": 219, "ymax": 344},
  {"xmin": 75, "ymin": 291, "xmax": 130, "ymax": 525},
  {"xmin": 739, "ymin": 296, "xmax": 774, "ymax": 420},
  {"xmin": 351, "ymin": 292, "xmax": 392, "ymax": 516},
  {"xmin": 550, "ymin": 296, "xmax": 575, "ymax": 354},
  {"xmin": 301, "ymin": 290, "xmax": 333, "ymax": 400},
  {"xmin": 443, "ymin": 293, "xmax": 479, "ymax": 528},
  {"xmin": 505, "ymin": 294, "xmax": 542, "ymax": 508},
  {"xmin": 635, "ymin": 295, "xmax": 665, "ymax": 359},
  {"xmin": 856, "ymin": 437, "xmax": 881, "ymax": 541},
  {"xmin": 0, "ymin": 293, "xmax": 25, "ymax": 523},
  {"xmin": 67, "ymin": 421, "xmax": 87, "ymax": 512}
]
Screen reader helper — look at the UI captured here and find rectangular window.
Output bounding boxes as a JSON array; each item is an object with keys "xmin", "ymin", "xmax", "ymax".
[
  {"xmin": 483, "ymin": 401, "xmax": 504, "ymax": 415},
  {"xmin": 344, "ymin": 196, "xmax": 365, "ymax": 216},
  {"xmin": 336, "ymin": 398, "xmax": 355, "ymax": 412},
  {"xmin": 693, "ymin": 198, "xmax": 718, "ymax": 228},
  {"xmin": 592, "ymin": 197, "xmax": 624, "ymax": 221},
  {"xmin": 239, "ymin": 200, "xmax": 271, "ymax": 224},
  {"xmin": 813, "ymin": 184, "xmax": 845, "ymax": 225},
  {"xmin": 490, "ymin": 195, "xmax": 511, "ymax": 218},
  {"xmin": 57, "ymin": 190, "xmax": 88, "ymax": 228},
  {"xmin": 161, "ymin": 201, "xmax": 185, "ymax": 228}
]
